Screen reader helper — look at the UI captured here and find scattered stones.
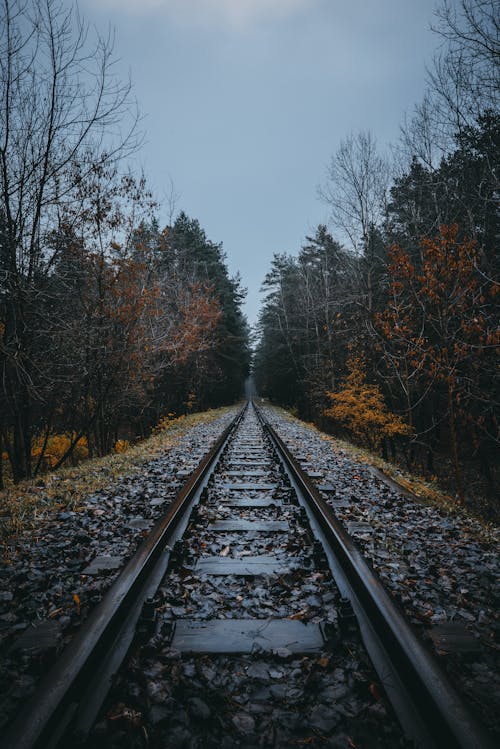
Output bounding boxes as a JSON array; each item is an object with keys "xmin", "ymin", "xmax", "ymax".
[
  {"xmin": 3, "ymin": 402, "xmax": 496, "ymax": 745},
  {"xmin": 82, "ymin": 407, "xmax": 408, "ymax": 748},
  {"xmin": 82, "ymin": 555, "xmax": 123, "ymax": 575},
  {"xmin": 262, "ymin": 403, "xmax": 500, "ymax": 742},
  {"xmin": 232, "ymin": 711, "xmax": 255, "ymax": 734},
  {"xmin": 0, "ymin": 408, "xmax": 239, "ymax": 731},
  {"xmin": 188, "ymin": 696, "xmax": 211, "ymax": 721}
]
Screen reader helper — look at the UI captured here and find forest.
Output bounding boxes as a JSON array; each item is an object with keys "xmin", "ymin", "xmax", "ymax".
[
  {"xmin": 1, "ymin": 0, "xmax": 498, "ymax": 514},
  {"xmin": 0, "ymin": 0, "xmax": 250, "ymax": 486},
  {"xmin": 254, "ymin": 1, "xmax": 499, "ymax": 512}
]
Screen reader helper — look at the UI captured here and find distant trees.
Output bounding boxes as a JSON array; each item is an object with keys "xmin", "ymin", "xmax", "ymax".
[
  {"xmin": 256, "ymin": 218, "xmax": 498, "ymax": 506},
  {"xmin": 255, "ymin": 0, "xmax": 499, "ymax": 508},
  {"xmin": 0, "ymin": 1, "xmax": 249, "ymax": 485},
  {"xmin": 254, "ymin": 227, "xmax": 355, "ymax": 417},
  {"xmin": 140, "ymin": 212, "xmax": 250, "ymax": 420},
  {"xmin": 0, "ymin": 202, "xmax": 249, "ymax": 484}
]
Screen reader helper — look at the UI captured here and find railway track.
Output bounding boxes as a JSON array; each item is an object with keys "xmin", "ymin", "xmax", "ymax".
[{"xmin": 3, "ymin": 401, "xmax": 493, "ymax": 749}]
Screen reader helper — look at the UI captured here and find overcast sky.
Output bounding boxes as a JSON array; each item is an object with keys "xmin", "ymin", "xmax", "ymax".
[{"xmin": 79, "ymin": 0, "xmax": 441, "ymax": 325}]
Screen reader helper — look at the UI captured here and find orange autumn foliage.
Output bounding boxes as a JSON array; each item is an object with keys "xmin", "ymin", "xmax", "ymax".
[
  {"xmin": 375, "ymin": 225, "xmax": 500, "ymax": 501},
  {"xmin": 324, "ymin": 355, "xmax": 411, "ymax": 449},
  {"xmin": 377, "ymin": 225, "xmax": 499, "ymax": 381},
  {"xmin": 163, "ymin": 282, "xmax": 222, "ymax": 365},
  {"xmin": 152, "ymin": 412, "xmax": 186, "ymax": 434},
  {"xmin": 113, "ymin": 439, "xmax": 130, "ymax": 454},
  {"xmin": 31, "ymin": 433, "xmax": 89, "ymax": 470}
]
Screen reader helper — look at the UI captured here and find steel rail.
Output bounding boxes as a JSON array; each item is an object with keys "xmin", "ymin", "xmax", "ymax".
[
  {"xmin": 3, "ymin": 403, "xmax": 247, "ymax": 749},
  {"xmin": 254, "ymin": 400, "xmax": 493, "ymax": 749}
]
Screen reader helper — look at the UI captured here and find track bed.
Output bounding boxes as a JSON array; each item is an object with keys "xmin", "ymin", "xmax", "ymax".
[
  {"xmin": 4, "ymin": 403, "xmax": 491, "ymax": 749},
  {"xmin": 85, "ymin": 405, "xmax": 407, "ymax": 748}
]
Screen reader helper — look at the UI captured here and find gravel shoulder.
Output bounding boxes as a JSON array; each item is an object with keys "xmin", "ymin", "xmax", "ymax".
[
  {"xmin": 262, "ymin": 402, "xmax": 500, "ymax": 741},
  {"xmin": 0, "ymin": 405, "xmax": 240, "ymax": 730}
]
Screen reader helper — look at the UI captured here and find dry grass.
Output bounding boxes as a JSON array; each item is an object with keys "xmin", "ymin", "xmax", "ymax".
[{"xmin": 0, "ymin": 406, "xmax": 236, "ymax": 545}]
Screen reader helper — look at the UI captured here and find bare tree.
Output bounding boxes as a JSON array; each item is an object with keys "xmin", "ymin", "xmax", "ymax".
[
  {"xmin": 164, "ymin": 176, "xmax": 181, "ymax": 227},
  {"xmin": 319, "ymin": 131, "xmax": 390, "ymax": 255},
  {"xmin": 0, "ymin": 0, "xmax": 140, "ymax": 480},
  {"xmin": 402, "ymin": 0, "xmax": 500, "ymax": 159},
  {"xmin": 319, "ymin": 131, "xmax": 390, "ymax": 314},
  {"xmin": 398, "ymin": 93, "xmax": 449, "ymax": 169},
  {"xmin": 432, "ymin": 0, "xmax": 499, "ymax": 120}
]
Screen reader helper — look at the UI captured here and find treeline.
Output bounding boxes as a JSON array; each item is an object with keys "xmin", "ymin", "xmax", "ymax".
[
  {"xmin": 0, "ymin": 0, "xmax": 249, "ymax": 485},
  {"xmin": 255, "ymin": 0, "xmax": 499, "ymax": 508}
]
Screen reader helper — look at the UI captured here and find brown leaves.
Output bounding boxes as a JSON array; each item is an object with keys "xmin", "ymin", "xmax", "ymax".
[
  {"xmin": 162, "ymin": 281, "xmax": 222, "ymax": 366},
  {"xmin": 289, "ymin": 608, "xmax": 309, "ymax": 620},
  {"xmin": 369, "ymin": 682, "xmax": 382, "ymax": 701},
  {"xmin": 107, "ymin": 703, "xmax": 142, "ymax": 729}
]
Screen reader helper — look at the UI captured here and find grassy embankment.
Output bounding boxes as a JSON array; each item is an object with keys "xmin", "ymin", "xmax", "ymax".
[
  {"xmin": 0, "ymin": 405, "xmax": 238, "ymax": 546},
  {"xmin": 268, "ymin": 403, "xmax": 498, "ymax": 539}
]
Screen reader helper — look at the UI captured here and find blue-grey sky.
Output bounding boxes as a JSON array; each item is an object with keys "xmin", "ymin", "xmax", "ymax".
[{"xmin": 79, "ymin": 0, "xmax": 440, "ymax": 324}]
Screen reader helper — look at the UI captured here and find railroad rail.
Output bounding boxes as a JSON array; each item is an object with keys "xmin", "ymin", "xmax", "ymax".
[{"xmin": 3, "ymin": 400, "xmax": 492, "ymax": 749}]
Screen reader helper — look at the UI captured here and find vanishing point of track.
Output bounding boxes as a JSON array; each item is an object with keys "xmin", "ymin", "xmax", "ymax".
[{"xmin": 3, "ymin": 401, "xmax": 493, "ymax": 749}]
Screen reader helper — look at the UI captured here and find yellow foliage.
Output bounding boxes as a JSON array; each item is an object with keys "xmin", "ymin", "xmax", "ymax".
[
  {"xmin": 153, "ymin": 412, "xmax": 187, "ymax": 434},
  {"xmin": 1, "ymin": 405, "xmax": 236, "ymax": 543},
  {"xmin": 113, "ymin": 439, "xmax": 130, "ymax": 454},
  {"xmin": 31, "ymin": 433, "xmax": 89, "ymax": 469},
  {"xmin": 323, "ymin": 355, "xmax": 411, "ymax": 449},
  {"xmin": 185, "ymin": 392, "xmax": 197, "ymax": 412}
]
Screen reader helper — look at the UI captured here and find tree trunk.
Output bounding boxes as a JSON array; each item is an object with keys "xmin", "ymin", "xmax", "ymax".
[
  {"xmin": 448, "ymin": 384, "xmax": 464, "ymax": 503},
  {"xmin": 0, "ymin": 431, "xmax": 4, "ymax": 491},
  {"xmin": 33, "ymin": 415, "xmax": 53, "ymax": 477},
  {"xmin": 426, "ymin": 446, "xmax": 435, "ymax": 473},
  {"xmin": 10, "ymin": 409, "xmax": 30, "ymax": 483},
  {"xmin": 381, "ymin": 438, "xmax": 388, "ymax": 461}
]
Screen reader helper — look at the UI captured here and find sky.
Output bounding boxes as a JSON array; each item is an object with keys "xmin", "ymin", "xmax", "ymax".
[{"xmin": 78, "ymin": 0, "xmax": 441, "ymax": 325}]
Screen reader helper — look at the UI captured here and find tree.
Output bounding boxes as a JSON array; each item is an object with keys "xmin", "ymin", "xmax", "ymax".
[
  {"xmin": 376, "ymin": 225, "xmax": 499, "ymax": 501},
  {"xmin": 319, "ymin": 131, "xmax": 390, "ymax": 317},
  {"xmin": 154, "ymin": 212, "xmax": 250, "ymax": 411},
  {"xmin": 0, "ymin": 0, "xmax": 139, "ymax": 480},
  {"xmin": 319, "ymin": 131, "xmax": 389, "ymax": 252},
  {"xmin": 323, "ymin": 352, "xmax": 410, "ymax": 453},
  {"xmin": 430, "ymin": 0, "xmax": 500, "ymax": 136},
  {"xmin": 387, "ymin": 113, "xmax": 500, "ymax": 277},
  {"xmin": 254, "ymin": 228, "xmax": 358, "ymax": 418},
  {"xmin": 255, "ymin": 253, "xmax": 305, "ymax": 408},
  {"xmin": 400, "ymin": 0, "xmax": 499, "ymax": 164}
]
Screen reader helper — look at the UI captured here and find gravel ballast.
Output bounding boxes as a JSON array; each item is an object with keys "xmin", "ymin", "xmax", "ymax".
[
  {"xmin": 1, "ymin": 401, "xmax": 498, "ymax": 745},
  {"xmin": 84, "ymin": 404, "xmax": 409, "ymax": 749},
  {"xmin": 261, "ymin": 403, "xmax": 500, "ymax": 742},
  {"xmin": 0, "ymin": 407, "xmax": 240, "ymax": 730}
]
